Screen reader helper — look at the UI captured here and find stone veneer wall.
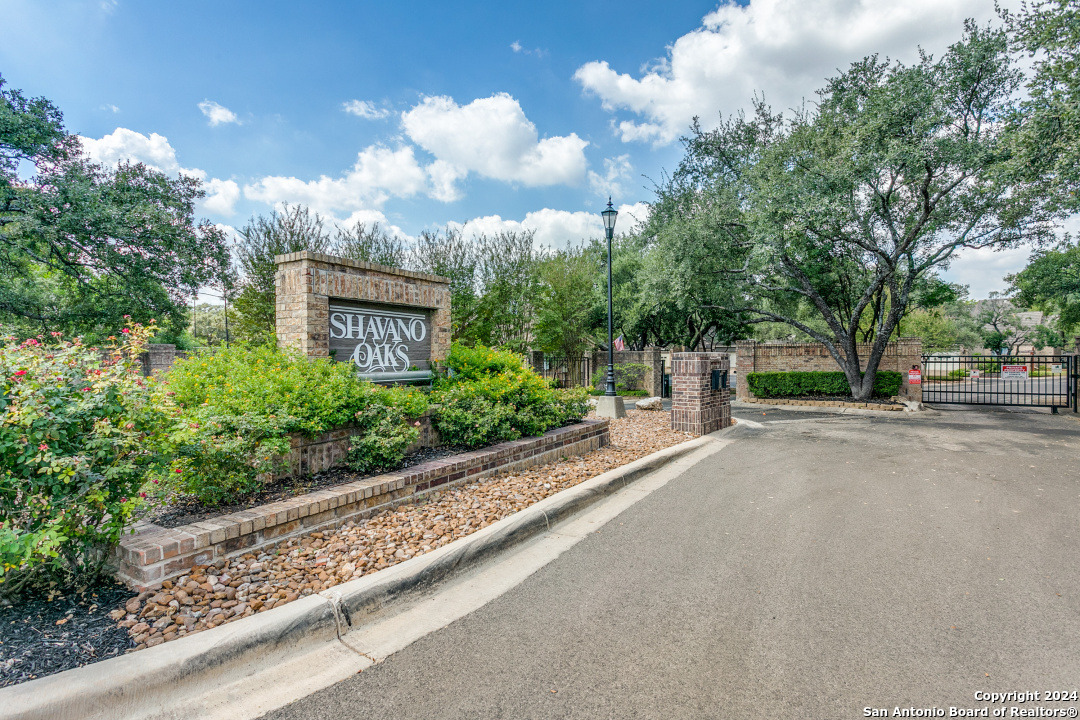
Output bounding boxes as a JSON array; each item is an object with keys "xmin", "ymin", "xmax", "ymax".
[
  {"xmin": 670, "ymin": 352, "xmax": 732, "ymax": 435},
  {"xmin": 275, "ymin": 251, "xmax": 451, "ymax": 362},
  {"xmin": 735, "ymin": 338, "xmax": 923, "ymax": 403},
  {"xmin": 115, "ymin": 420, "xmax": 609, "ymax": 590}
]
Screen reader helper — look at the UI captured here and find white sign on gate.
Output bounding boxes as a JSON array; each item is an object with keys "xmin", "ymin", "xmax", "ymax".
[{"xmin": 1001, "ymin": 364, "xmax": 1029, "ymax": 379}]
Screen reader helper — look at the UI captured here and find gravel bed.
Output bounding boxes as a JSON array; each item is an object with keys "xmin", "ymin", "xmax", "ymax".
[
  {"xmin": 149, "ymin": 445, "xmax": 462, "ymax": 529},
  {"xmin": 114, "ymin": 410, "xmax": 693, "ymax": 652},
  {"xmin": 0, "ymin": 579, "xmax": 136, "ymax": 688},
  {"xmin": 0, "ymin": 410, "xmax": 693, "ymax": 688}
]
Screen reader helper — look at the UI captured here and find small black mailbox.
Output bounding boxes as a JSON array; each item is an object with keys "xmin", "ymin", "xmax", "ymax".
[{"xmin": 711, "ymin": 368, "xmax": 728, "ymax": 391}]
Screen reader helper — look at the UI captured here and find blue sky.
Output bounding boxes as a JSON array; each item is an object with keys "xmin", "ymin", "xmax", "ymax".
[{"xmin": 1, "ymin": 0, "xmax": 1056, "ymax": 299}]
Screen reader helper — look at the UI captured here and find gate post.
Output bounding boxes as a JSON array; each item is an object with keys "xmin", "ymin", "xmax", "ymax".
[{"xmin": 671, "ymin": 352, "xmax": 731, "ymax": 436}]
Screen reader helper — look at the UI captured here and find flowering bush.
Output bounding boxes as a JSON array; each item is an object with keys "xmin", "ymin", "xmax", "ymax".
[
  {"xmin": 0, "ymin": 322, "xmax": 169, "ymax": 596},
  {"xmin": 432, "ymin": 343, "xmax": 589, "ymax": 448}
]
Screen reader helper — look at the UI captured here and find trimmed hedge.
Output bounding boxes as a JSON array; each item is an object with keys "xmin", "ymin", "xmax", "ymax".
[{"xmin": 747, "ymin": 370, "xmax": 903, "ymax": 398}]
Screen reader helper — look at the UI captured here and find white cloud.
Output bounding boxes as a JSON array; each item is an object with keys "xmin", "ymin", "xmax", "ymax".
[
  {"xmin": 401, "ymin": 93, "xmax": 588, "ymax": 187},
  {"xmin": 450, "ymin": 202, "xmax": 650, "ymax": 250},
  {"xmin": 587, "ymin": 154, "xmax": 634, "ymax": 200},
  {"xmin": 243, "ymin": 145, "xmax": 430, "ymax": 215},
  {"xmin": 342, "ymin": 99, "xmax": 391, "ymax": 120},
  {"xmin": 79, "ymin": 127, "xmax": 203, "ymax": 177},
  {"xmin": 940, "ymin": 216, "xmax": 1080, "ymax": 299},
  {"xmin": 940, "ymin": 246, "xmax": 1031, "ymax": 300},
  {"xmin": 510, "ymin": 41, "xmax": 547, "ymax": 58},
  {"xmin": 101, "ymin": 103, "xmax": 120, "ymax": 113},
  {"xmin": 198, "ymin": 99, "xmax": 240, "ymax": 126},
  {"xmin": 202, "ymin": 178, "xmax": 241, "ymax": 215},
  {"xmin": 80, "ymin": 128, "xmax": 243, "ymax": 217},
  {"xmin": 575, "ymin": 0, "xmax": 1012, "ymax": 145}
]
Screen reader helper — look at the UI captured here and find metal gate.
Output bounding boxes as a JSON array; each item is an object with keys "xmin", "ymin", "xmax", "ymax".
[
  {"xmin": 920, "ymin": 355, "xmax": 1078, "ymax": 412},
  {"xmin": 537, "ymin": 355, "xmax": 593, "ymax": 389}
]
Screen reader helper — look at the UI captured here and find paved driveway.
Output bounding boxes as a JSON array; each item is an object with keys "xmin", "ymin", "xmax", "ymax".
[{"xmin": 264, "ymin": 409, "xmax": 1080, "ymax": 719}]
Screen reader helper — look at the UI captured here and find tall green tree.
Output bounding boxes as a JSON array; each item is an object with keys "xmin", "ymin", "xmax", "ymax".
[
  {"xmin": 334, "ymin": 220, "xmax": 409, "ymax": 268},
  {"xmin": 232, "ymin": 204, "xmax": 333, "ymax": 345},
  {"xmin": 533, "ymin": 246, "xmax": 597, "ymax": 357},
  {"xmin": 651, "ymin": 23, "xmax": 1057, "ymax": 399},
  {"xmin": 410, "ymin": 227, "xmax": 481, "ymax": 343},
  {"xmin": 1008, "ymin": 240, "xmax": 1080, "ymax": 337},
  {"xmin": 1002, "ymin": 0, "xmax": 1080, "ymax": 212},
  {"xmin": 0, "ymin": 76, "xmax": 229, "ymax": 339},
  {"xmin": 474, "ymin": 230, "xmax": 540, "ymax": 352}
]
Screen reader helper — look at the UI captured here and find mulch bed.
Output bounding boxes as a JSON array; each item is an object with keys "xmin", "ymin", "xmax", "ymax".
[
  {"xmin": 148, "ymin": 445, "xmax": 463, "ymax": 529},
  {"xmin": 0, "ymin": 578, "xmax": 136, "ymax": 688},
  {"xmin": 755, "ymin": 394, "xmax": 902, "ymax": 406}
]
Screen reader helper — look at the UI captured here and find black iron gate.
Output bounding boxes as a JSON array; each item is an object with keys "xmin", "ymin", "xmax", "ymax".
[{"xmin": 920, "ymin": 355, "xmax": 1078, "ymax": 412}]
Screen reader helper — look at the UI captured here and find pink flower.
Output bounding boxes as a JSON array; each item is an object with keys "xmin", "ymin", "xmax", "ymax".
[
  {"xmin": 82, "ymin": 387, "xmax": 91, "ymax": 392},
  {"xmin": 13, "ymin": 370, "xmax": 26, "ymax": 377},
  {"xmin": 139, "ymin": 492, "xmax": 147, "ymax": 499},
  {"xmin": 121, "ymin": 328, "xmax": 130, "ymax": 334},
  {"xmin": 38, "ymin": 443, "xmax": 48, "ymax": 451},
  {"xmin": 120, "ymin": 497, "xmax": 128, "ymax": 503}
]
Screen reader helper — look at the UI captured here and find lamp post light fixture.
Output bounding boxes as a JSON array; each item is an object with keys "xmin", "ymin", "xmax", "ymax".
[
  {"xmin": 596, "ymin": 198, "xmax": 626, "ymax": 419},
  {"xmin": 602, "ymin": 198, "xmax": 618, "ymax": 397}
]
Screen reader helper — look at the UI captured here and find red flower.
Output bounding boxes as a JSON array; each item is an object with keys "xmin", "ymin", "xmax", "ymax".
[
  {"xmin": 175, "ymin": 468, "xmax": 182, "ymax": 473},
  {"xmin": 38, "ymin": 443, "xmax": 48, "ymax": 451},
  {"xmin": 82, "ymin": 387, "xmax": 91, "ymax": 392},
  {"xmin": 121, "ymin": 328, "xmax": 130, "ymax": 334},
  {"xmin": 13, "ymin": 370, "xmax": 26, "ymax": 377},
  {"xmin": 139, "ymin": 492, "xmax": 147, "ymax": 499}
]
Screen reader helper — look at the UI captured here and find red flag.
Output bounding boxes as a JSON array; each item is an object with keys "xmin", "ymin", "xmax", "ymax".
[{"xmin": 613, "ymin": 335, "xmax": 625, "ymax": 351}]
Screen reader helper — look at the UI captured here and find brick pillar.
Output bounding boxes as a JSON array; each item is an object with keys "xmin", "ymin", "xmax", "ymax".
[
  {"xmin": 735, "ymin": 340, "xmax": 757, "ymax": 401},
  {"xmin": 671, "ymin": 352, "xmax": 731, "ymax": 436},
  {"xmin": 895, "ymin": 337, "xmax": 923, "ymax": 403}
]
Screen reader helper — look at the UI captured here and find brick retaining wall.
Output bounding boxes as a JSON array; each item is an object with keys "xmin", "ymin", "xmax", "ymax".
[
  {"xmin": 115, "ymin": 420, "xmax": 609, "ymax": 590},
  {"xmin": 278, "ymin": 410, "xmax": 439, "ymax": 479}
]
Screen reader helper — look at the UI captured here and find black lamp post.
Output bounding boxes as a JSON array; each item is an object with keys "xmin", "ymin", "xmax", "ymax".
[{"xmin": 601, "ymin": 198, "xmax": 618, "ymax": 397}]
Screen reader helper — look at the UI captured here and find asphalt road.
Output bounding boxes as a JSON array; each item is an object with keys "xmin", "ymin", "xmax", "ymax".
[{"xmin": 264, "ymin": 409, "xmax": 1080, "ymax": 719}]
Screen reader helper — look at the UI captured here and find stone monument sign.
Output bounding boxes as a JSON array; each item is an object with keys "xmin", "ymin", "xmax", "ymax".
[{"xmin": 275, "ymin": 251, "xmax": 451, "ymax": 377}]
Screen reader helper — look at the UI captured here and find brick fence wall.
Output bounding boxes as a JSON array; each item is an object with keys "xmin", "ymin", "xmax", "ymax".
[
  {"xmin": 671, "ymin": 352, "xmax": 731, "ymax": 435},
  {"xmin": 735, "ymin": 338, "xmax": 922, "ymax": 402}
]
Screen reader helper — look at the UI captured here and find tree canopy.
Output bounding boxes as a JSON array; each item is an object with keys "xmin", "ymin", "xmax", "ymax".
[
  {"xmin": 647, "ymin": 22, "xmax": 1059, "ymax": 398},
  {"xmin": 0, "ymin": 75, "xmax": 229, "ymax": 340}
]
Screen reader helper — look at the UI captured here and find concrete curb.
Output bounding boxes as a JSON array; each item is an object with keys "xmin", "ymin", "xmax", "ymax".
[
  {"xmin": 0, "ymin": 435, "xmax": 714, "ymax": 720},
  {"xmin": 732, "ymin": 400, "xmax": 936, "ymax": 418}
]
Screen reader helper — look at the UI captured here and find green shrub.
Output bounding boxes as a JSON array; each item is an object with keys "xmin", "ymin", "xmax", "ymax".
[
  {"xmin": 746, "ymin": 370, "xmax": 903, "ymax": 398},
  {"xmin": 947, "ymin": 369, "xmax": 970, "ymax": 380},
  {"xmin": 0, "ymin": 322, "xmax": 170, "ymax": 596},
  {"xmin": 156, "ymin": 410, "xmax": 295, "ymax": 506},
  {"xmin": 433, "ymin": 343, "xmax": 589, "ymax": 449},
  {"xmin": 159, "ymin": 345, "xmax": 430, "ymax": 505},
  {"xmin": 591, "ymin": 362, "xmax": 651, "ymax": 394},
  {"xmin": 165, "ymin": 345, "xmax": 375, "ymax": 435},
  {"xmin": 348, "ymin": 405, "xmax": 420, "ymax": 474}
]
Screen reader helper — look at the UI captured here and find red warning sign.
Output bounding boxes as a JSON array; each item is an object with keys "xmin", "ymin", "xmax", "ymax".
[{"xmin": 908, "ymin": 369, "xmax": 922, "ymax": 385}]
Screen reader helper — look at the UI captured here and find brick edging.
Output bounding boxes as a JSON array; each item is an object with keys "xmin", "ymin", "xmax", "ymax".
[
  {"xmin": 115, "ymin": 420, "xmax": 610, "ymax": 590},
  {"xmin": 740, "ymin": 397, "xmax": 904, "ymax": 411}
]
